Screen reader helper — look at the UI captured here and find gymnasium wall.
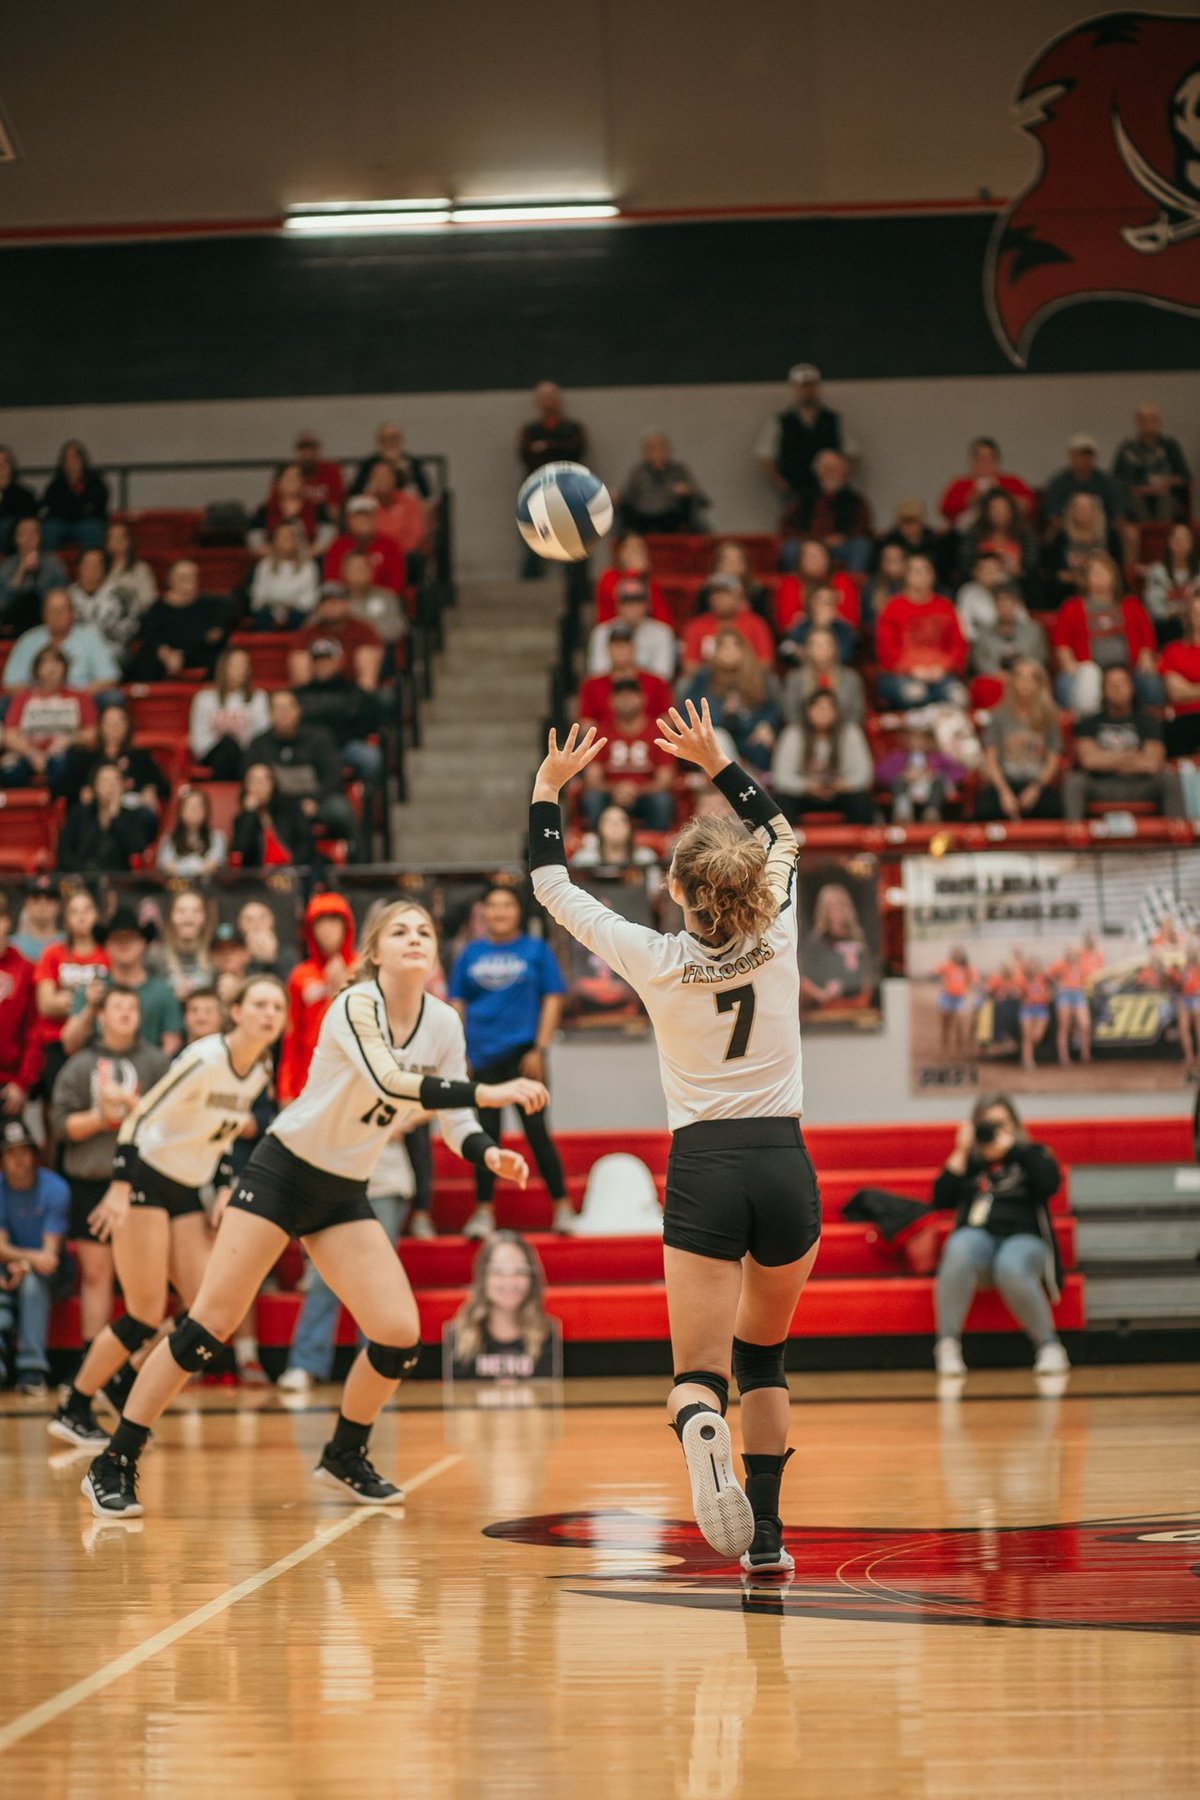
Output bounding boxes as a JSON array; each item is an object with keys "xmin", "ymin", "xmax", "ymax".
[{"xmin": 549, "ymin": 984, "xmax": 1199, "ymax": 1130}]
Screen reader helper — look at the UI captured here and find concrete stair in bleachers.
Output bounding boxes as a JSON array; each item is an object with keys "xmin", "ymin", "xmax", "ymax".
[{"xmin": 393, "ymin": 578, "xmax": 564, "ymax": 864}]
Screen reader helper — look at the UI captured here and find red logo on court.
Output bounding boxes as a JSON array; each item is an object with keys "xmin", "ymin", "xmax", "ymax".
[
  {"xmin": 987, "ymin": 11, "xmax": 1200, "ymax": 364},
  {"xmin": 484, "ymin": 1512, "xmax": 1200, "ymax": 1633}
]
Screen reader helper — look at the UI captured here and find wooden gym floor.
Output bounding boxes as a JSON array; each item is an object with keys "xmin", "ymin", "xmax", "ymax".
[{"xmin": 0, "ymin": 1367, "xmax": 1197, "ymax": 1798}]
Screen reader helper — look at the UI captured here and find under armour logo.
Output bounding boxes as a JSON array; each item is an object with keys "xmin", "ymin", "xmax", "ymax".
[
  {"xmin": 544, "ymin": 828, "xmax": 561, "ymax": 839},
  {"xmin": 238, "ymin": 1189, "xmax": 254, "ymax": 1206},
  {"xmin": 195, "ymin": 1345, "xmax": 213, "ymax": 1363},
  {"xmin": 740, "ymin": 787, "xmax": 756, "ymax": 802}
]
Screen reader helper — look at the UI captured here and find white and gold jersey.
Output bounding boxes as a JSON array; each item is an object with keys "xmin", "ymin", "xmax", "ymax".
[
  {"xmin": 531, "ymin": 772, "xmax": 802, "ymax": 1131},
  {"xmin": 269, "ymin": 983, "xmax": 480, "ymax": 1181},
  {"xmin": 117, "ymin": 1033, "xmax": 270, "ymax": 1188}
]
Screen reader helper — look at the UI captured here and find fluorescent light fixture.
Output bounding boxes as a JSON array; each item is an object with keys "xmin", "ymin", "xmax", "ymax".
[
  {"xmin": 284, "ymin": 198, "xmax": 618, "ymax": 234},
  {"xmin": 452, "ymin": 203, "xmax": 619, "ymax": 224}
]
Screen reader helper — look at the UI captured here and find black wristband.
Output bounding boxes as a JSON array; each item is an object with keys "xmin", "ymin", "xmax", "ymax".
[
  {"xmin": 111, "ymin": 1144, "xmax": 134, "ymax": 1181},
  {"xmin": 712, "ymin": 761, "xmax": 779, "ymax": 830},
  {"xmin": 420, "ymin": 1075, "xmax": 479, "ymax": 1110},
  {"xmin": 529, "ymin": 800, "xmax": 567, "ymax": 869},
  {"xmin": 216, "ymin": 1154, "xmax": 234, "ymax": 1189},
  {"xmin": 459, "ymin": 1132, "xmax": 494, "ymax": 1168}
]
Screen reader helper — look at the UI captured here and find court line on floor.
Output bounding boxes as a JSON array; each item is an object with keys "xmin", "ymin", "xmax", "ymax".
[{"xmin": 0, "ymin": 1452, "xmax": 462, "ymax": 1756}]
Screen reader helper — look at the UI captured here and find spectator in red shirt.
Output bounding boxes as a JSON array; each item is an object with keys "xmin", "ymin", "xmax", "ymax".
[
  {"xmin": 0, "ymin": 890, "xmax": 42, "ymax": 1112},
  {"xmin": 580, "ymin": 681, "xmax": 676, "ymax": 831},
  {"xmin": 278, "ymin": 892, "xmax": 356, "ymax": 1102},
  {"xmin": 34, "ymin": 886, "xmax": 107, "ymax": 1085},
  {"xmin": 249, "ymin": 462, "xmax": 334, "ymax": 555},
  {"xmin": 1, "ymin": 645, "xmax": 96, "ymax": 791},
  {"xmin": 1161, "ymin": 588, "xmax": 1200, "ymax": 757},
  {"xmin": 292, "ymin": 431, "xmax": 345, "ymax": 515},
  {"xmin": 1052, "ymin": 552, "xmax": 1161, "ymax": 716},
  {"xmin": 876, "ymin": 554, "xmax": 969, "ymax": 710},
  {"xmin": 578, "ymin": 624, "xmax": 674, "ymax": 729},
  {"xmin": 940, "ymin": 437, "xmax": 1035, "ymax": 533},
  {"xmin": 289, "ymin": 585, "xmax": 385, "ymax": 691},
  {"xmin": 681, "ymin": 574, "xmax": 776, "ymax": 674},
  {"xmin": 774, "ymin": 537, "xmax": 861, "ymax": 634},
  {"xmin": 323, "ymin": 496, "xmax": 406, "ymax": 594},
  {"xmin": 366, "ymin": 460, "xmax": 428, "ymax": 570},
  {"xmin": 784, "ymin": 450, "xmax": 873, "ymax": 573},
  {"xmin": 593, "ymin": 535, "xmax": 672, "ymax": 623}
]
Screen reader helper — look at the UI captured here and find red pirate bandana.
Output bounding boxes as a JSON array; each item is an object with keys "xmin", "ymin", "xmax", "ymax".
[{"xmin": 988, "ymin": 11, "xmax": 1200, "ymax": 366}]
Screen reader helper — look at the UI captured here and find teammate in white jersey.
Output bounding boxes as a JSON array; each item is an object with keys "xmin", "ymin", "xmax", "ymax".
[
  {"xmin": 83, "ymin": 902, "xmax": 545, "ymax": 1519},
  {"xmin": 529, "ymin": 706, "xmax": 821, "ymax": 1573},
  {"xmin": 52, "ymin": 976, "xmax": 288, "ymax": 1452}
]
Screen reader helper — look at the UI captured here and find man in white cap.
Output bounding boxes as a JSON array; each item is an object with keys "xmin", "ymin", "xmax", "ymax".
[
  {"xmin": 1041, "ymin": 434, "xmax": 1130, "ymax": 538},
  {"xmin": 755, "ymin": 363, "xmax": 847, "ymax": 509}
]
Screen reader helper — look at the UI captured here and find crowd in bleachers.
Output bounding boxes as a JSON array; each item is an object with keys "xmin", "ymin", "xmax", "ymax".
[
  {"xmin": 0, "ymin": 426, "xmax": 443, "ymax": 876},
  {"xmin": 552, "ymin": 368, "xmax": 1199, "ymax": 844}
]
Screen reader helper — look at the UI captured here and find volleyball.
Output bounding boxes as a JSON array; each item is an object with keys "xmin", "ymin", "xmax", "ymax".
[{"xmin": 516, "ymin": 460, "xmax": 613, "ymax": 561}]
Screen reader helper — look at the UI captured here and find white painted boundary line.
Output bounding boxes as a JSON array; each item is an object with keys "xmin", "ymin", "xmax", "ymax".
[{"xmin": 0, "ymin": 1452, "xmax": 463, "ymax": 1755}]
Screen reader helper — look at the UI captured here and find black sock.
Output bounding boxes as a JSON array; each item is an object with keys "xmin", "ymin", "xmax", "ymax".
[
  {"xmin": 331, "ymin": 1413, "xmax": 371, "ymax": 1456},
  {"xmin": 743, "ymin": 1449, "xmax": 794, "ymax": 1522},
  {"xmin": 66, "ymin": 1383, "xmax": 93, "ymax": 1415},
  {"xmin": 108, "ymin": 1418, "xmax": 151, "ymax": 1462},
  {"xmin": 671, "ymin": 1400, "xmax": 719, "ymax": 1442}
]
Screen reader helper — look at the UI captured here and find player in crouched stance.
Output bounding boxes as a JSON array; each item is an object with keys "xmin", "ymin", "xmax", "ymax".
[
  {"xmin": 51, "ymin": 976, "xmax": 289, "ymax": 1449},
  {"xmin": 83, "ymin": 902, "xmax": 545, "ymax": 1518},
  {"xmin": 530, "ymin": 706, "xmax": 820, "ymax": 1574}
]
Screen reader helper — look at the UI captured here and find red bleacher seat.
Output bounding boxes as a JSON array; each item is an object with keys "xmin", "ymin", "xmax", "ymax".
[
  {"xmin": 115, "ymin": 509, "xmax": 203, "ymax": 556},
  {"xmin": 644, "ymin": 533, "xmax": 782, "ymax": 579},
  {"xmin": 123, "ymin": 682, "xmax": 201, "ymax": 737},
  {"xmin": 0, "ymin": 790, "xmax": 58, "ymax": 866},
  {"xmin": 229, "ymin": 631, "xmax": 294, "ymax": 687}
]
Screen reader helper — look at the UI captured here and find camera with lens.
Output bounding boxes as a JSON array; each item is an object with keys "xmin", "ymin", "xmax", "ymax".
[{"xmin": 974, "ymin": 1117, "xmax": 1002, "ymax": 1149}]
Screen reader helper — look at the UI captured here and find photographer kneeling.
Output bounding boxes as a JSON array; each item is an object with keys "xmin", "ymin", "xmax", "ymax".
[{"xmin": 933, "ymin": 1093, "xmax": 1069, "ymax": 1379}]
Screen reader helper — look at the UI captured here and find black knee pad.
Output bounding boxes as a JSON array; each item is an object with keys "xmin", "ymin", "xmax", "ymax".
[
  {"xmin": 168, "ymin": 1313, "xmax": 227, "ymax": 1373},
  {"xmin": 732, "ymin": 1336, "xmax": 789, "ymax": 1394},
  {"xmin": 111, "ymin": 1312, "xmax": 158, "ymax": 1354},
  {"xmin": 366, "ymin": 1339, "xmax": 421, "ymax": 1381},
  {"xmin": 672, "ymin": 1369, "xmax": 729, "ymax": 1415}
]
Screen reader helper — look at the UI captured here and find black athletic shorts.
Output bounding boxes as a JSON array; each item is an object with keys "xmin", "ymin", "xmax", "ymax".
[
  {"xmin": 129, "ymin": 1156, "xmax": 206, "ymax": 1220},
  {"xmin": 227, "ymin": 1134, "xmax": 376, "ymax": 1237},
  {"xmin": 69, "ymin": 1178, "xmax": 109, "ymax": 1244},
  {"xmin": 663, "ymin": 1117, "xmax": 822, "ymax": 1267}
]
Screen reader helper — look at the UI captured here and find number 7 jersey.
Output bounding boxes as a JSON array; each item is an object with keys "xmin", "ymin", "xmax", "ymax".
[{"xmin": 531, "ymin": 776, "xmax": 803, "ymax": 1130}]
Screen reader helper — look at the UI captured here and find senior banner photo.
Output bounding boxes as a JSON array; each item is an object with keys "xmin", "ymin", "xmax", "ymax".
[{"xmin": 905, "ymin": 848, "xmax": 1200, "ymax": 1094}]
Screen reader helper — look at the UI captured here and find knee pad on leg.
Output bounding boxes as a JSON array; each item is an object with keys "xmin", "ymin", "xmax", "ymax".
[
  {"xmin": 732, "ymin": 1337, "xmax": 789, "ymax": 1394},
  {"xmin": 672, "ymin": 1369, "xmax": 729, "ymax": 1415},
  {"xmin": 366, "ymin": 1339, "xmax": 421, "ymax": 1381},
  {"xmin": 111, "ymin": 1312, "xmax": 159, "ymax": 1354},
  {"xmin": 168, "ymin": 1313, "xmax": 227, "ymax": 1373}
]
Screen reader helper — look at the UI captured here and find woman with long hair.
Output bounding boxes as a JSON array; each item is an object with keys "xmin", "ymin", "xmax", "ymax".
[
  {"xmin": 1046, "ymin": 492, "xmax": 1123, "ymax": 601},
  {"xmin": 1018, "ymin": 957, "xmax": 1053, "ymax": 1072},
  {"xmin": 83, "ymin": 900, "xmax": 547, "ymax": 1517},
  {"xmin": 573, "ymin": 803, "xmax": 658, "ymax": 869},
  {"xmin": 39, "ymin": 438, "xmax": 110, "ymax": 551},
  {"xmin": 57, "ymin": 763, "xmax": 156, "ymax": 874},
  {"xmin": 975, "ymin": 658, "xmax": 1064, "ymax": 821},
  {"xmin": 963, "ymin": 488, "xmax": 1037, "ymax": 588},
  {"xmin": 770, "ymin": 688, "xmax": 874, "ymax": 826},
  {"xmin": 1052, "ymin": 551, "xmax": 1161, "ymax": 714},
  {"xmin": 101, "ymin": 518, "xmax": 158, "ymax": 616},
  {"xmin": 932, "ymin": 1092, "xmax": 1068, "ymax": 1378},
  {"xmin": 230, "ymin": 761, "xmax": 314, "ymax": 867},
  {"xmin": 800, "ymin": 881, "xmax": 878, "ymax": 1011},
  {"xmin": 682, "ymin": 629, "xmax": 781, "ymax": 772},
  {"xmin": 702, "ymin": 541, "xmax": 771, "ymax": 622},
  {"xmin": 1143, "ymin": 521, "xmax": 1199, "ymax": 645},
  {"xmin": 529, "ymin": 708, "xmax": 819, "ymax": 1572},
  {"xmin": 156, "ymin": 787, "xmax": 228, "ymax": 880},
  {"xmin": 249, "ymin": 520, "xmax": 320, "ymax": 629},
  {"xmin": 34, "ymin": 886, "xmax": 108, "ymax": 1094},
  {"xmin": 449, "ymin": 1231, "xmax": 554, "ymax": 1380},
  {"xmin": 55, "ymin": 975, "xmax": 288, "ymax": 1450},
  {"xmin": 188, "ymin": 645, "xmax": 271, "ymax": 781},
  {"xmin": 159, "ymin": 888, "xmax": 214, "ymax": 1000},
  {"xmin": 74, "ymin": 699, "xmax": 168, "ymax": 814}
]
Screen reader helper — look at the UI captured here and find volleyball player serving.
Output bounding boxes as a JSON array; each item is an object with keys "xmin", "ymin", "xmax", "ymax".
[
  {"xmin": 530, "ymin": 704, "xmax": 820, "ymax": 1572},
  {"xmin": 51, "ymin": 976, "xmax": 289, "ymax": 1450},
  {"xmin": 82, "ymin": 903, "xmax": 546, "ymax": 1518}
]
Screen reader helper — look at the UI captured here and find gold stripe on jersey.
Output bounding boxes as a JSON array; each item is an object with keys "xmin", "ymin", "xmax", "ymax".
[{"xmin": 343, "ymin": 987, "xmax": 429, "ymax": 1103}]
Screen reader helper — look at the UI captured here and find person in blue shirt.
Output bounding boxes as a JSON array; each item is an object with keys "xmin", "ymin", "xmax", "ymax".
[
  {"xmin": 0, "ymin": 1119, "xmax": 71, "ymax": 1395},
  {"xmin": 449, "ymin": 885, "xmax": 571, "ymax": 1238}
]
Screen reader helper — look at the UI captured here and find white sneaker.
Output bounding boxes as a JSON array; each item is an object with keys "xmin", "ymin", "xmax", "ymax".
[
  {"xmin": 277, "ymin": 1367, "xmax": 313, "ymax": 1394},
  {"xmin": 935, "ymin": 1338, "xmax": 967, "ymax": 1377},
  {"xmin": 407, "ymin": 1211, "xmax": 436, "ymax": 1240},
  {"xmin": 1034, "ymin": 1340, "xmax": 1070, "ymax": 1375},
  {"xmin": 551, "ymin": 1200, "xmax": 576, "ymax": 1235},
  {"xmin": 678, "ymin": 1410, "xmax": 755, "ymax": 1560},
  {"xmin": 462, "ymin": 1206, "xmax": 495, "ymax": 1240}
]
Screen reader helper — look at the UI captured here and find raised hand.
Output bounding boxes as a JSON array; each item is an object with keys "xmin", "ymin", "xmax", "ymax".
[
  {"xmin": 533, "ymin": 724, "xmax": 608, "ymax": 802},
  {"xmin": 485, "ymin": 1148, "xmax": 531, "ymax": 1189},
  {"xmin": 477, "ymin": 1077, "xmax": 549, "ymax": 1115},
  {"xmin": 654, "ymin": 698, "xmax": 728, "ymax": 777}
]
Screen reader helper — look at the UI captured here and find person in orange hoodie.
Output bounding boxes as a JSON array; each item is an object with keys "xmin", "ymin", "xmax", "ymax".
[{"xmin": 277, "ymin": 892, "xmax": 356, "ymax": 1103}]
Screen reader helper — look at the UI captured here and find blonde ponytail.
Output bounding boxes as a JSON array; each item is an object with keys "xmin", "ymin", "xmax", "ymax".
[{"xmin": 671, "ymin": 816, "xmax": 775, "ymax": 945}]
